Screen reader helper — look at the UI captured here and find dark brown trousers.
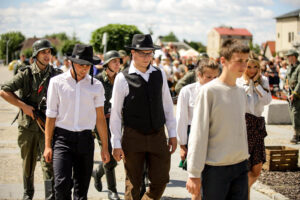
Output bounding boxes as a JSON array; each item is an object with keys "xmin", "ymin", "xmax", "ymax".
[{"xmin": 122, "ymin": 126, "xmax": 171, "ymax": 200}]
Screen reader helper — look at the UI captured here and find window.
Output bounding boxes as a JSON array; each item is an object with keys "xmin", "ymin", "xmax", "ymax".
[
  {"xmin": 292, "ymin": 32, "xmax": 294, "ymax": 41},
  {"xmin": 288, "ymin": 32, "xmax": 291, "ymax": 42},
  {"xmin": 278, "ymin": 33, "xmax": 280, "ymax": 38}
]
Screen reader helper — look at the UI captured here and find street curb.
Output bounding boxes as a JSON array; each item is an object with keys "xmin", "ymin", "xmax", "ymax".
[{"xmin": 253, "ymin": 181, "xmax": 289, "ymax": 200}]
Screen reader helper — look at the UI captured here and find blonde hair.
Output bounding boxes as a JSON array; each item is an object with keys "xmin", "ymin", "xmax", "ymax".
[{"xmin": 246, "ymin": 51, "xmax": 269, "ymax": 93}]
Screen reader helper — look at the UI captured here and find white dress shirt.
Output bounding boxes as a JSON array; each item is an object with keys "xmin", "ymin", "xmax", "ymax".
[
  {"xmin": 176, "ymin": 82, "xmax": 202, "ymax": 145},
  {"xmin": 236, "ymin": 76, "xmax": 272, "ymax": 117},
  {"xmin": 46, "ymin": 70, "xmax": 105, "ymax": 131},
  {"xmin": 110, "ymin": 62, "xmax": 176, "ymax": 148}
]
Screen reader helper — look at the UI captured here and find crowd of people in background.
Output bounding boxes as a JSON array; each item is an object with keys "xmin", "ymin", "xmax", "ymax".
[
  {"xmin": 13, "ymin": 41, "xmax": 292, "ymax": 101},
  {"xmin": 4, "ymin": 35, "xmax": 299, "ymax": 200}
]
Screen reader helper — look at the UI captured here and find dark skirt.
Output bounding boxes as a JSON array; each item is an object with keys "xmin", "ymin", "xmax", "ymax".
[{"xmin": 245, "ymin": 113, "xmax": 267, "ymax": 169}]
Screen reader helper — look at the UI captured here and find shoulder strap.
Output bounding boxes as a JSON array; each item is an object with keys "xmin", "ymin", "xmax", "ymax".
[{"xmin": 22, "ymin": 66, "xmax": 33, "ymax": 100}]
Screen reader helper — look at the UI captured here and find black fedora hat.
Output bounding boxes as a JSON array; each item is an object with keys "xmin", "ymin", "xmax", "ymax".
[
  {"xmin": 68, "ymin": 44, "xmax": 100, "ymax": 65},
  {"xmin": 125, "ymin": 34, "xmax": 161, "ymax": 51}
]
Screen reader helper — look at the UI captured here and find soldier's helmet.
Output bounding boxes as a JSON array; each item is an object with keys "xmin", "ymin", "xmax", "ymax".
[
  {"xmin": 32, "ymin": 39, "xmax": 53, "ymax": 58},
  {"xmin": 103, "ymin": 50, "xmax": 121, "ymax": 66}
]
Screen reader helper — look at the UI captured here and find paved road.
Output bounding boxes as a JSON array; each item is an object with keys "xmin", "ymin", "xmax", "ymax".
[{"xmin": 0, "ymin": 65, "xmax": 294, "ymax": 199}]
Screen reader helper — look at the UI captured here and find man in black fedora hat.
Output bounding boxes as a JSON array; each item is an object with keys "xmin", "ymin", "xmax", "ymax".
[
  {"xmin": 110, "ymin": 34, "xmax": 177, "ymax": 199},
  {"xmin": 43, "ymin": 44, "xmax": 110, "ymax": 199}
]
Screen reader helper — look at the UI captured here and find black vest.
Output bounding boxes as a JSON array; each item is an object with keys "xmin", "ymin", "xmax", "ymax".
[{"xmin": 122, "ymin": 67, "xmax": 166, "ymax": 134}]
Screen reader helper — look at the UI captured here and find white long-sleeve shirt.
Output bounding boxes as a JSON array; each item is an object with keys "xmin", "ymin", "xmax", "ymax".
[
  {"xmin": 176, "ymin": 82, "xmax": 202, "ymax": 145},
  {"xmin": 236, "ymin": 76, "xmax": 272, "ymax": 117},
  {"xmin": 46, "ymin": 70, "xmax": 105, "ymax": 131},
  {"xmin": 110, "ymin": 62, "xmax": 176, "ymax": 149},
  {"xmin": 187, "ymin": 78, "xmax": 249, "ymax": 178}
]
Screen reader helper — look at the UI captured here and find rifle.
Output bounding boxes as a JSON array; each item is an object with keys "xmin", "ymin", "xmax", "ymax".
[{"xmin": 11, "ymin": 97, "xmax": 46, "ymax": 134}]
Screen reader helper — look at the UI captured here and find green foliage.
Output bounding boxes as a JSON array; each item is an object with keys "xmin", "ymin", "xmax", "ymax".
[
  {"xmin": 249, "ymin": 40, "xmax": 261, "ymax": 55},
  {"xmin": 22, "ymin": 48, "xmax": 33, "ymax": 58},
  {"xmin": 90, "ymin": 24, "xmax": 142, "ymax": 53},
  {"xmin": 0, "ymin": 31, "xmax": 25, "ymax": 62},
  {"xmin": 44, "ymin": 32, "xmax": 69, "ymax": 41},
  {"xmin": 161, "ymin": 32, "xmax": 179, "ymax": 42},
  {"xmin": 183, "ymin": 39, "xmax": 207, "ymax": 52},
  {"xmin": 61, "ymin": 40, "xmax": 81, "ymax": 56}
]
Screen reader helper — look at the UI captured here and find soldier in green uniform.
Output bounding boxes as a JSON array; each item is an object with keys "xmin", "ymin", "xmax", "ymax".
[
  {"xmin": 284, "ymin": 49, "xmax": 300, "ymax": 144},
  {"xmin": 14, "ymin": 53, "xmax": 27, "ymax": 75},
  {"xmin": 174, "ymin": 70, "xmax": 196, "ymax": 94},
  {"xmin": 92, "ymin": 50, "xmax": 121, "ymax": 200},
  {"xmin": 0, "ymin": 39, "xmax": 62, "ymax": 199}
]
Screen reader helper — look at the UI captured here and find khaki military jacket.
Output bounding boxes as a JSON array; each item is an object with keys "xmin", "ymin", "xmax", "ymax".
[
  {"xmin": 285, "ymin": 61, "xmax": 300, "ymax": 99},
  {"xmin": 1, "ymin": 62, "xmax": 60, "ymax": 129}
]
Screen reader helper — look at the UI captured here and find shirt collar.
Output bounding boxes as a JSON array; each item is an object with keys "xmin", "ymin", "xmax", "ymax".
[
  {"xmin": 128, "ymin": 61, "xmax": 157, "ymax": 75},
  {"xmin": 31, "ymin": 62, "xmax": 50, "ymax": 74},
  {"xmin": 66, "ymin": 69, "xmax": 91, "ymax": 82}
]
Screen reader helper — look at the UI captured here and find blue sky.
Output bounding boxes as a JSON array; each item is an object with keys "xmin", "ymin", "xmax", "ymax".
[{"xmin": 0, "ymin": 0, "xmax": 299, "ymax": 46}]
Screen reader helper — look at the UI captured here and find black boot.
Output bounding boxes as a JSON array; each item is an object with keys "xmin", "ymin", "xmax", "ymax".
[
  {"xmin": 44, "ymin": 179, "xmax": 55, "ymax": 200},
  {"xmin": 106, "ymin": 169, "xmax": 120, "ymax": 200},
  {"xmin": 92, "ymin": 162, "xmax": 105, "ymax": 192},
  {"xmin": 23, "ymin": 176, "xmax": 34, "ymax": 200}
]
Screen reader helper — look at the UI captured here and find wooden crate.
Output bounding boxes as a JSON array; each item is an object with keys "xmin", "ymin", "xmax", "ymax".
[{"xmin": 263, "ymin": 146, "xmax": 299, "ymax": 171}]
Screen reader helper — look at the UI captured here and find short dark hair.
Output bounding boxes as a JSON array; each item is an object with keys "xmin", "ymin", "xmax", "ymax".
[
  {"xmin": 196, "ymin": 58, "xmax": 219, "ymax": 75},
  {"xmin": 220, "ymin": 39, "xmax": 250, "ymax": 60}
]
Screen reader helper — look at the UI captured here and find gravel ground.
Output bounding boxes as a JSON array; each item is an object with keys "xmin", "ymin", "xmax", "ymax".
[{"xmin": 259, "ymin": 169, "xmax": 300, "ymax": 200}]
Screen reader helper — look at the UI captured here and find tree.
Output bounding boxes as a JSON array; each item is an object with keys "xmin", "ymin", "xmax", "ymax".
[
  {"xmin": 0, "ymin": 31, "xmax": 25, "ymax": 63},
  {"xmin": 22, "ymin": 48, "xmax": 33, "ymax": 58},
  {"xmin": 90, "ymin": 24, "xmax": 142, "ymax": 53},
  {"xmin": 183, "ymin": 39, "xmax": 207, "ymax": 53},
  {"xmin": 161, "ymin": 32, "xmax": 179, "ymax": 42},
  {"xmin": 249, "ymin": 40, "xmax": 261, "ymax": 55},
  {"xmin": 61, "ymin": 40, "xmax": 81, "ymax": 56},
  {"xmin": 44, "ymin": 32, "xmax": 69, "ymax": 41}
]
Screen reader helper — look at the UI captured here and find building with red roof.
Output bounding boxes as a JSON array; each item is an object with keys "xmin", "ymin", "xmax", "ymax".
[
  {"xmin": 207, "ymin": 26, "xmax": 252, "ymax": 58},
  {"xmin": 262, "ymin": 41, "xmax": 276, "ymax": 59}
]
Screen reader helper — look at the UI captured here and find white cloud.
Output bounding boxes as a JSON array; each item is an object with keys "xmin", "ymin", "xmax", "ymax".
[
  {"xmin": 279, "ymin": 0, "xmax": 300, "ymax": 6},
  {"xmin": 0, "ymin": 0, "xmax": 290, "ymax": 47}
]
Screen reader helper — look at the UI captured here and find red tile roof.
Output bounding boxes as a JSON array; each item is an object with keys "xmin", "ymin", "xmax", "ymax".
[
  {"xmin": 21, "ymin": 37, "xmax": 61, "ymax": 51},
  {"xmin": 262, "ymin": 41, "xmax": 276, "ymax": 55},
  {"xmin": 214, "ymin": 27, "xmax": 252, "ymax": 36}
]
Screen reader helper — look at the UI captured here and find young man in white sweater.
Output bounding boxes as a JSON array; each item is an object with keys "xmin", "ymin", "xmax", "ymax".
[{"xmin": 186, "ymin": 39, "xmax": 250, "ymax": 200}]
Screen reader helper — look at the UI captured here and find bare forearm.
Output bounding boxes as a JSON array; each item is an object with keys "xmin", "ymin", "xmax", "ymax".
[
  {"xmin": 96, "ymin": 107, "xmax": 109, "ymax": 149},
  {"xmin": 96, "ymin": 118, "xmax": 109, "ymax": 149},
  {"xmin": 0, "ymin": 90, "xmax": 26, "ymax": 109},
  {"xmin": 45, "ymin": 117, "xmax": 56, "ymax": 148}
]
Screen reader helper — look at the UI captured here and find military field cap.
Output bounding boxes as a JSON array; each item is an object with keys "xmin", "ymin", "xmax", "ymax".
[
  {"xmin": 118, "ymin": 50, "xmax": 127, "ymax": 57},
  {"xmin": 125, "ymin": 34, "xmax": 161, "ymax": 51},
  {"xmin": 103, "ymin": 50, "xmax": 121, "ymax": 66},
  {"xmin": 68, "ymin": 44, "xmax": 100, "ymax": 65},
  {"xmin": 285, "ymin": 49, "xmax": 299, "ymax": 57}
]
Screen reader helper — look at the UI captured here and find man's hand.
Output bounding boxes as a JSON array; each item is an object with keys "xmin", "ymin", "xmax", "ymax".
[
  {"xmin": 112, "ymin": 148, "xmax": 125, "ymax": 161},
  {"xmin": 186, "ymin": 177, "xmax": 201, "ymax": 196},
  {"xmin": 180, "ymin": 145, "xmax": 188, "ymax": 160},
  {"xmin": 21, "ymin": 103, "xmax": 35, "ymax": 119},
  {"xmin": 43, "ymin": 147, "xmax": 52, "ymax": 163},
  {"xmin": 101, "ymin": 149, "xmax": 110, "ymax": 164},
  {"xmin": 168, "ymin": 137, "xmax": 177, "ymax": 154}
]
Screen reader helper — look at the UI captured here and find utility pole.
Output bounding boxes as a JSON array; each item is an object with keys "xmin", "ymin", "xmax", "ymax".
[
  {"xmin": 6, "ymin": 39, "xmax": 10, "ymax": 65},
  {"xmin": 102, "ymin": 32, "xmax": 108, "ymax": 54}
]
